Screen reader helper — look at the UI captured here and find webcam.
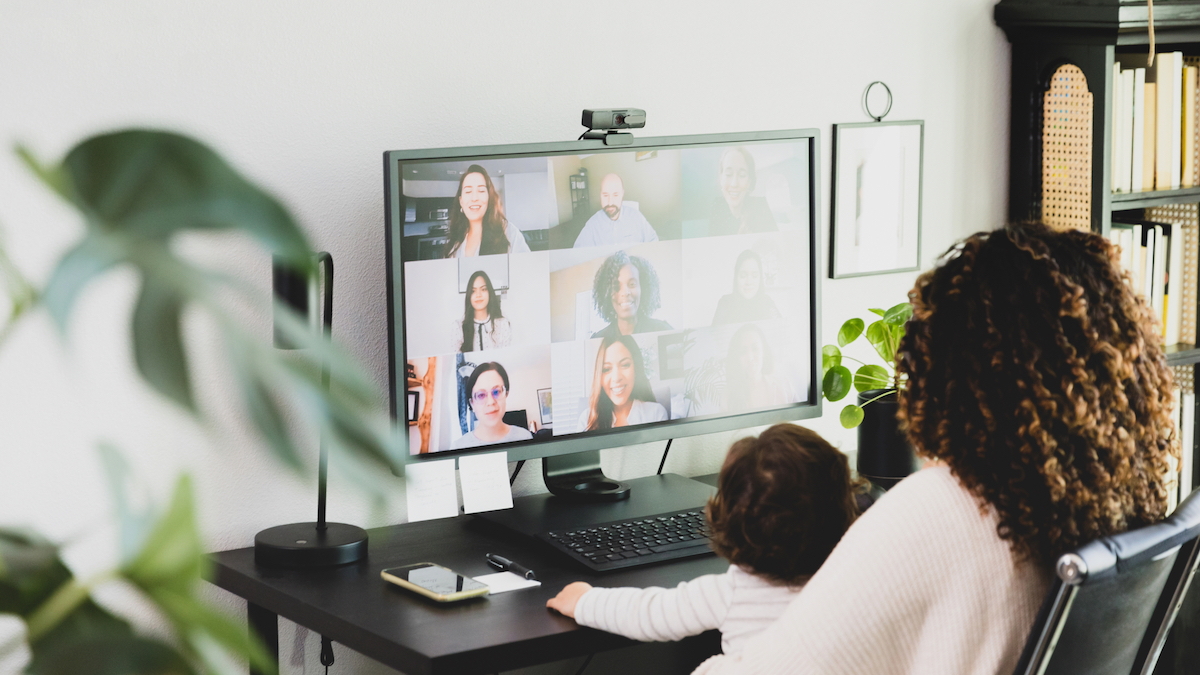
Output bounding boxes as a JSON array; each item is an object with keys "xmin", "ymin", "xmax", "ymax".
[{"xmin": 579, "ymin": 108, "xmax": 645, "ymax": 146}]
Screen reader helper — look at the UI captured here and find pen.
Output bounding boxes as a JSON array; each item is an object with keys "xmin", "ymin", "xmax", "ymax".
[{"xmin": 485, "ymin": 553, "xmax": 537, "ymax": 580}]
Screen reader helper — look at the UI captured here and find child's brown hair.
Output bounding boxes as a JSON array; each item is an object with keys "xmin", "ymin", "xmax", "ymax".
[{"xmin": 706, "ymin": 423, "xmax": 863, "ymax": 585}]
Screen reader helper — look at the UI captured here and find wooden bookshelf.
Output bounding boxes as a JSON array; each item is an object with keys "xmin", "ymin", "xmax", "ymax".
[{"xmin": 996, "ymin": 3, "xmax": 1200, "ymax": 671}]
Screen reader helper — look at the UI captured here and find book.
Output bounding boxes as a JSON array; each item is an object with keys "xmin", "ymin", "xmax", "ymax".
[
  {"xmin": 1186, "ymin": 66, "xmax": 1198, "ymax": 187},
  {"xmin": 1182, "ymin": 391, "xmax": 1195, "ymax": 500},
  {"xmin": 1133, "ymin": 68, "xmax": 1147, "ymax": 191},
  {"xmin": 1154, "ymin": 52, "xmax": 1175, "ymax": 190},
  {"xmin": 1167, "ymin": 221, "xmax": 1185, "ymax": 342},
  {"xmin": 1153, "ymin": 224, "xmax": 1169, "ymax": 321},
  {"xmin": 1145, "ymin": 82, "xmax": 1158, "ymax": 190},
  {"xmin": 1115, "ymin": 61, "xmax": 1125, "ymax": 191},
  {"xmin": 1174, "ymin": 51, "xmax": 1185, "ymax": 188},
  {"xmin": 1120, "ymin": 69, "xmax": 1136, "ymax": 192}
]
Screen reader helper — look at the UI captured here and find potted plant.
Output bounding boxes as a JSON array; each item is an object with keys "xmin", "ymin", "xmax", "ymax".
[{"xmin": 822, "ymin": 302, "xmax": 920, "ymax": 490}]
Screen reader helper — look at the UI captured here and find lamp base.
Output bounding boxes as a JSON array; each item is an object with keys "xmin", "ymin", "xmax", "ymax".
[{"xmin": 254, "ymin": 522, "xmax": 367, "ymax": 568}]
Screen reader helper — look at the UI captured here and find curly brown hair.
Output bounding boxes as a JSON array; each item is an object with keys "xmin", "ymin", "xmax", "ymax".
[
  {"xmin": 707, "ymin": 424, "xmax": 864, "ymax": 585},
  {"xmin": 897, "ymin": 223, "xmax": 1178, "ymax": 567}
]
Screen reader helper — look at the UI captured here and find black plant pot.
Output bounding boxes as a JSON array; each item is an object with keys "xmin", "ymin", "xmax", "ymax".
[{"xmin": 856, "ymin": 388, "xmax": 920, "ymax": 491}]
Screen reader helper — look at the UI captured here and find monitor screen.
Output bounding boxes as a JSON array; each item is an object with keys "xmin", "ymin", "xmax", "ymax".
[{"xmin": 385, "ymin": 129, "xmax": 821, "ymax": 464}]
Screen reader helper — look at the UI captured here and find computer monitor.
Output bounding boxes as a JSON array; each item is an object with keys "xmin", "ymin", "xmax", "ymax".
[{"xmin": 384, "ymin": 129, "xmax": 822, "ymax": 497}]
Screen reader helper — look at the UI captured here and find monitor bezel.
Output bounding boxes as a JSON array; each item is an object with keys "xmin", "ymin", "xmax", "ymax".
[{"xmin": 384, "ymin": 128, "xmax": 824, "ymax": 466}]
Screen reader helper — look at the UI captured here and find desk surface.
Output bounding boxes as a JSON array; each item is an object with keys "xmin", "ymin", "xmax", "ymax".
[{"xmin": 210, "ymin": 474, "xmax": 726, "ymax": 675}]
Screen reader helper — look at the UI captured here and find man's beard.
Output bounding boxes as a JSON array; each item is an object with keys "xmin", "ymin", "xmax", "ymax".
[{"xmin": 605, "ymin": 205, "xmax": 620, "ymax": 220}]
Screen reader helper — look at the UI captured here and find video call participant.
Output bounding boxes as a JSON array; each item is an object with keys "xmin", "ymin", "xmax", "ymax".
[
  {"xmin": 591, "ymin": 251, "xmax": 673, "ymax": 338},
  {"xmin": 444, "ymin": 164, "xmax": 531, "ymax": 258},
  {"xmin": 457, "ymin": 270, "xmax": 511, "ymax": 352},
  {"xmin": 579, "ymin": 335, "xmax": 668, "ymax": 431},
  {"xmin": 452, "ymin": 362, "xmax": 533, "ymax": 449},
  {"xmin": 712, "ymin": 250, "xmax": 782, "ymax": 325},
  {"xmin": 709, "ymin": 147, "xmax": 777, "ymax": 237},
  {"xmin": 724, "ymin": 323, "xmax": 790, "ymax": 413},
  {"xmin": 573, "ymin": 173, "xmax": 660, "ymax": 247}
]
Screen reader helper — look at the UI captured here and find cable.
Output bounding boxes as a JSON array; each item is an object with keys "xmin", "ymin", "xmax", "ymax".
[
  {"xmin": 510, "ymin": 460, "xmax": 526, "ymax": 485},
  {"xmin": 574, "ymin": 653, "xmax": 594, "ymax": 675},
  {"xmin": 320, "ymin": 635, "xmax": 335, "ymax": 673},
  {"xmin": 656, "ymin": 439, "xmax": 673, "ymax": 475},
  {"xmin": 577, "ymin": 131, "xmax": 588, "ymax": 140}
]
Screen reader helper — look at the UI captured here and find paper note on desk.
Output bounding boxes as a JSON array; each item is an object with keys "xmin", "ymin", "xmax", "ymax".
[
  {"xmin": 475, "ymin": 571, "xmax": 541, "ymax": 594},
  {"xmin": 405, "ymin": 458, "xmax": 459, "ymax": 522},
  {"xmin": 458, "ymin": 451, "xmax": 514, "ymax": 514}
]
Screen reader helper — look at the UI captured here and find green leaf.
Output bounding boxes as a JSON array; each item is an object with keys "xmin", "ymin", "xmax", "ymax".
[
  {"xmin": 837, "ymin": 318, "xmax": 864, "ymax": 347},
  {"xmin": 822, "ymin": 365, "xmax": 853, "ymax": 402},
  {"xmin": 98, "ymin": 444, "xmax": 157, "ymax": 564},
  {"xmin": 840, "ymin": 404, "xmax": 865, "ymax": 428},
  {"xmin": 15, "ymin": 144, "xmax": 74, "ymax": 204},
  {"xmin": 868, "ymin": 308, "xmax": 886, "ymax": 317},
  {"xmin": 0, "ymin": 529, "xmax": 73, "ymax": 617},
  {"xmin": 28, "ymin": 634, "xmax": 195, "ymax": 675},
  {"xmin": 854, "ymin": 364, "xmax": 891, "ymax": 393},
  {"xmin": 132, "ymin": 281, "xmax": 193, "ymax": 410},
  {"xmin": 54, "ymin": 130, "xmax": 310, "ymax": 266},
  {"xmin": 821, "ymin": 345, "xmax": 842, "ymax": 372},
  {"xmin": 40, "ymin": 234, "xmax": 124, "ymax": 333},
  {"xmin": 882, "ymin": 302, "xmax": 913, "ymax": 326},
  {"xmin": 866, "ymin": 321, "xmax": 896, "ymax": 363}
]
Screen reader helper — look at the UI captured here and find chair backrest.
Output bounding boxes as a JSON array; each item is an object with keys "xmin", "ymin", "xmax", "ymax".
[
  {"xmin": 502, "ymin": 409, "xmax": 528, "ymax": 430},
  {"xmin": 1013, "ymin": 487, "xmax": 1200, "ymax": 675}
]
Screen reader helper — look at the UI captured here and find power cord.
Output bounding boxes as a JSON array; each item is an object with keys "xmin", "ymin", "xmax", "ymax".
[
  {"xmin": 320, "ymin": 635, "xmax": 335, "ymax": 673},
  {"xmin": 656, "ymin": 439, "xmax": 673, "ymax": 475},
  {"xmin": 510, "ymin": 460, "xmax": 525, "ymax": 485},
  {"xmin": 575, "ymin": 653, "xmax": 595, "ymax": 675}
]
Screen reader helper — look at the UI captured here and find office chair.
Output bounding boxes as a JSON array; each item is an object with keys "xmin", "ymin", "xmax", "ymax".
[{"xmin": 1013, "ymin": 487, "xmax": 1200, "ymax": 675}]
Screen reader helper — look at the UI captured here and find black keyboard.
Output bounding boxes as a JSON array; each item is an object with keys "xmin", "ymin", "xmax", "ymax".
[{"xmin": 538, "ymin": 508, "xmax": 715, "ymax": 572}]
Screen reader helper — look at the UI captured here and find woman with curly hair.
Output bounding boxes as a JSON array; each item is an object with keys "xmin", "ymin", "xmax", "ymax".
[
  {"xmin": 547, "ymin": 424, "xmax": 862, "ymax": 662},
  {"xmin": 696, "ymin": 223, "xmax": 1178, "ymax": 675},
  {"xmin": 590, "ymin": 250, "xmax": 673, "ymax": 338}
]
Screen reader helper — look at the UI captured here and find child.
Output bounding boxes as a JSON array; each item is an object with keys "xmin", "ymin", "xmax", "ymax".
[{"xmin": 546, "ymin": 424, "xmax": 864, "ymax": 659}]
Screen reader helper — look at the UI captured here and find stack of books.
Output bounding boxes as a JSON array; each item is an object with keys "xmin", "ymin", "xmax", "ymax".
[
  {"xmin": 1111, "ymin": 53, "xmax": 1200, "ymax": 193},
  {"xmin": 1107, "ymin": 219, "xmax": 1187, "ymax": 342}
]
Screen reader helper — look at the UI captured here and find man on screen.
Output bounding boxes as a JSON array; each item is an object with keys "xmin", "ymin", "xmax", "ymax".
[{"xmin": 573, "ymin": 173, "xmax": 659, "ymax": 247}]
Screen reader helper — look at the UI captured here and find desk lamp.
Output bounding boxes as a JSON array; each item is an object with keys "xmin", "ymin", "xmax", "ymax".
[{"xmin": 254, "ymin": 253, "xmax": 368, "ymax": 567}]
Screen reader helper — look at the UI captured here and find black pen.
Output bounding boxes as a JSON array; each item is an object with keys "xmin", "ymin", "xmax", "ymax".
[{"xmin": 485, "ymin": 553, "xmax": 537, "ymax": 580}]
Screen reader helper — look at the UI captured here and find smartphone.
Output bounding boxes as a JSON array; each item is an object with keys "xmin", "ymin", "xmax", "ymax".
[{"xmin": 380, "ymin": 563, "xmax": 490, "ymax": 602}]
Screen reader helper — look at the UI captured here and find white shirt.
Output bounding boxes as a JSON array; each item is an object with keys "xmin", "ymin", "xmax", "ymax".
[
  {"xmin": 450, "ymin": 424, "xmax": 532, "ymax": 449},
  {"xmin": 576, "ymin": 399, "xmax": 668, "ymax": 431},
  {"xmin": 694, "ymin": 466, "xmax": 1052, "ymax": 675},
  {"xmin": 573, "ymin": 202, "xmax": 659, "ymax": 248},
  {"xmin": 451, "ymin": 222, "xmax": 531, "ymax": 257},
  {"xmin": 574, "ymin": 565, "xmax": 803, "ymax": 658},
  {"xmin": 454, "ymin": 316, "xmax": 512, "ymax": 352}
]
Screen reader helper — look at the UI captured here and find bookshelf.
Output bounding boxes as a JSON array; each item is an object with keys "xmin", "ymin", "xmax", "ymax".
[{"xmin": 996, "ymin": 3, "xmax": 1200, "ymax": 671}]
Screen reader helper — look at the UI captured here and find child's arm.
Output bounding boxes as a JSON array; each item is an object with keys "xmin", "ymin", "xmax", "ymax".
[{"xmin": 547, "ymin": 570, "xmax": 735, "ymax": 642}]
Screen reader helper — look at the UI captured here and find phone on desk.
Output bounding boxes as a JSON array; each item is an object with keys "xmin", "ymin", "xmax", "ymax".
[{"xmin": 381, "ymin": 563, "xmax": 490, "ymax": 602}]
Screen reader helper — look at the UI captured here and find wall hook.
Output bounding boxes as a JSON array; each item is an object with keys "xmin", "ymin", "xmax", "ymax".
[{"xmin": 862, "ymin": 81, "xmax": 893, "ymax": 122}]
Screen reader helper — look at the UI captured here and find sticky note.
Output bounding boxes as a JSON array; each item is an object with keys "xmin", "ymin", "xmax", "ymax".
[
  {"xmin": 458, "ymin": 452, "xmax": 514, "ymax": 514},
  {"xmin": 475, "ymin": 571, "xmax": 541, "ymax": 594},
  {"xmin": 404, "ymin": 458, "xmax": 459, "ymax": 522}
]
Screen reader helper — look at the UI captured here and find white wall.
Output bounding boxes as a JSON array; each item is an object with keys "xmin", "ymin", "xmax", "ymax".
[{"xmin": 0, "ymin": 1, "xmax": 1010, "ymax": 672}]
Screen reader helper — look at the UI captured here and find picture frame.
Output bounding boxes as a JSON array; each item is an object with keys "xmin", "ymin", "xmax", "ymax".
[
  {"xmin": 537, "ymin": 388, "xmax": 553, "ymax": 427},
  {"xmin": 407, "ymin": 390, "xmax": 421, "ymax": 426},
  {"xmin": 830, "ymin": 120, "xmax": 924, "ymax": 279}
]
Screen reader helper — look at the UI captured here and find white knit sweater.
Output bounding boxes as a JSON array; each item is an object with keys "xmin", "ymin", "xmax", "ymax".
[
  {"xmin": 695, "ymin": 465, "xmax": 1053, "ymax": 675},
  {"xmin": 573, "ymin": 565, "xmax": 803, "ymax": 657}
]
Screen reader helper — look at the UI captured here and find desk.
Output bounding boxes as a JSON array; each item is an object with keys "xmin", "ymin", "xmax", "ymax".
[{"xmin": 210, "ymin": 474, "xmax": 725, "ymax": 675}]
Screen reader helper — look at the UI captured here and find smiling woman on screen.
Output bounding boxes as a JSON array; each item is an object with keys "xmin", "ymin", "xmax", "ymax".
[
  {"xmin": 708, "ymin": 147, "xmax": 777, "ymax": 237},
  {"xmin": 444, "ymin": 164, "xmax": 531, "ymax": 258},
  {"xmin": 590, "ymin": 250, "xmax": 672, "ymax": 338},
  {"xmin": 579, "ymin": 335, "xmax": 667, "ymax": 431},
  {"xmin": 452, "ymin": 362, "xmax": 532, "ymax": 449}
]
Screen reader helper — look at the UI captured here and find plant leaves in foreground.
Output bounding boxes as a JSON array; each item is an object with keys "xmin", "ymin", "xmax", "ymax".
[
  {"xmin": 854, "ymin": 364, "xmax": 891, "ymax": 393},
  {"xmin": 821, "ymin": 344, "xmax": 842, "ymax": 373},
  {"xmin": 822, "ymin": 365, "xmax": 852, "ymax": 402},
  {"xmin": 837, "ymin": 318, "xmax": 864, "ymax": 347},
  {"xmin": 840, "ymin": 404, "xmax": 865, "ymax": 429}
]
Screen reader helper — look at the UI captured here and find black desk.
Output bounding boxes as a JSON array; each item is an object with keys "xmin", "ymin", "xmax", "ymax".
[{"xmin": 210, "ymin": 474, "xmax": 725, "ymax": 675}]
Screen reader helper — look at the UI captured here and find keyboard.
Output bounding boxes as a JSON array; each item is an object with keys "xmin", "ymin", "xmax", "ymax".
[{"xmin": 538, "ymin": 508, "xmax": 715, "ymax": 572}]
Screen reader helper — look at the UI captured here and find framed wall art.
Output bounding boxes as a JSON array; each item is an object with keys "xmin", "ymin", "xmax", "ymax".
[{"xmin": 830, "ymin": 120, "xmax": 924, "ymax": 278}]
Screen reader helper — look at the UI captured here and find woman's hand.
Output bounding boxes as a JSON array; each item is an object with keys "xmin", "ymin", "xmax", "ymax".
[{"xmin": 546, "ymin": 581, "xmax": 593, "ymax": 618}]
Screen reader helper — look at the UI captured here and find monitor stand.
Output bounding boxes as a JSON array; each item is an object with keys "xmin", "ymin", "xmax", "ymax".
[
  {"xmin": 475, "ymin": 470, "xmax": 717, "ymax": 540},
  {"xmin": 542, "ymin": 450, "xmax": 630, "ymax": 501}
]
